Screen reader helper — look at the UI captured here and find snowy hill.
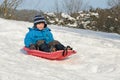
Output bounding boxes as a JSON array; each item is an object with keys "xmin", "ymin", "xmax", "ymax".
[{"xmin": 0, "ymin": 18, "xmax": 120, "ymax": 80}]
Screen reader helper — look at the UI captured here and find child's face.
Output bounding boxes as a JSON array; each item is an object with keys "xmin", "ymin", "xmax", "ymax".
[{"xmin": 36, "ymin": 23, "xmax": 45, "ymax": 30}]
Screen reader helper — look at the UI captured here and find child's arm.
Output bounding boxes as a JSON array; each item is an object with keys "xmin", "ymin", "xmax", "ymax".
[
  {"xmin": 45, "ymin": 31, "xmax": 54, "ymax": 44},
  {"xmin": 49, "ymin": 31, "xmax": 54, "ymax": 41},
  {"xmin": 24, "ymin": 32, "xmax": 34, "ymax": 48}
]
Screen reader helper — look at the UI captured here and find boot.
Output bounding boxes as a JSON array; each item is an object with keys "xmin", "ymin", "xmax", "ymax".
[{"xmin": 66, "ymin": 46, "xmax": 73, "ymax": 50}]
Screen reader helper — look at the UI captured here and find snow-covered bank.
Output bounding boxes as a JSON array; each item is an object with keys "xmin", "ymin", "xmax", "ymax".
[{"xmin": 0, "ymin": 18, "xmax": 120, "ymax": 80}]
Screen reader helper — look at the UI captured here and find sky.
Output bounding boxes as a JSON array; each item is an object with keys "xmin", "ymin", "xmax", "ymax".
[
  {"xmin": 0, "ymin": 0, "xmax": 109, "ymax": 12},
  {"xmin": 18, "ymin": 0, "xmax": 109, "ymax": 11}
]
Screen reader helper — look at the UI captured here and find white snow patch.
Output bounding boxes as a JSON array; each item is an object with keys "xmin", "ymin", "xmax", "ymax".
[{"xmin": 0, "ymin": 18, "xmax": 120, "ymax": 80}]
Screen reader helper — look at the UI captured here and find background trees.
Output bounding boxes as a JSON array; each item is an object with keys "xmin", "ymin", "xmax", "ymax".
[
  {"xmin": 62, "ymin": 0, "xmax": 83, "ymax": 15},
  {"xmin": 0, "ymin": 0, "xmax": 23, "ymax": 18},
  {"xmin": 108, "ymin": 0, "xmax": 120, "ymax": 7}
]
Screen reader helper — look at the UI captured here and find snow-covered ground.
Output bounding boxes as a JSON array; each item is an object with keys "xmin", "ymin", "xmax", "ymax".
[{"xmin": 0, "ymin": 18, "xmax": 120, "ymax": 80}]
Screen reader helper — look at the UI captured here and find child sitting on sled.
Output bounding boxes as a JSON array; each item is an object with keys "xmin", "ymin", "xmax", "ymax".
[{"xmin": 24, "ymin": 15, "xmax": 72, "ymax": 52}]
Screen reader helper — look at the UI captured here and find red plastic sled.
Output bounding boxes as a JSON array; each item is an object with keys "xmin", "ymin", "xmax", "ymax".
[{"xmin": 23, "ymin": 47, "xmax": 76, "ymax": 60}]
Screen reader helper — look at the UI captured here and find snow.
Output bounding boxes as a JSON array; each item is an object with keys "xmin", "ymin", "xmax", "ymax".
[
  {"xmin": 45, "ymin": 12, "xmax": 56, "ymax": 17},
  {"xmin": 61, "ymin": 13, "xmax": 75, "ymax": 20},
  {"xmin": 90, "ymin": 12, "xmax": 99, "ymax": 16},
  {"xmin": 49, "ymin": 20, "xmax": 55, "ymax": 23},
  {"xmin": 0, "ymin": 18, "xmax": 120, "ymax": 80},
  {"xmin": 67, "ymin": 22, "xmax": 77, "ymax": 27}
]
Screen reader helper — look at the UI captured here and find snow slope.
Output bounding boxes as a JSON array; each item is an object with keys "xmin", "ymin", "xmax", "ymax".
[{"xmin": 0, "ymin": 18, "xmax": 120, "ymax": 80}]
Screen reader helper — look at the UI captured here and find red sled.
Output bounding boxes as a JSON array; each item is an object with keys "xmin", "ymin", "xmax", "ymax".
[{"xmin": 23, "ymin": 47, "xmax": 76, "ymax": 60}]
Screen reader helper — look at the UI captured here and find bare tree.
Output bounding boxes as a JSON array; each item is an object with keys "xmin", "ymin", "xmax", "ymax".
[
  {"xmin": 62, "ymin": 0, "xmax": 84, "ymax": 15},
  {"xmin": 108, "ymin": 0, "xmax": 120, "ymax": 7},
  {"xmin": 0, "ymin": 0, "xmax": 23, "ymax": 18},
  {"xmin": 53, "ymin": 0, "xmax": 62, "ymax": 20},
  {"xmin": 54, "ymin": 0, "xmax": 61, "ymax": 13}
]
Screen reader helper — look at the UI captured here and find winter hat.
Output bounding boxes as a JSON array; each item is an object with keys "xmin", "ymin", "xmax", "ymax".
[{"xmin": 34, "ymin": 15, "xmax": 47, "ymax": 28}]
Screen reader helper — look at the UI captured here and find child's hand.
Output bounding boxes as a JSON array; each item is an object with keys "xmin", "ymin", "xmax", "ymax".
[
  {"xmin": 29, "ymin": 44, "xmax": 36, "ymax": 50},
  {"xmin": 36, "ymin": 40, "xmax": 45, "ymax": 46}
]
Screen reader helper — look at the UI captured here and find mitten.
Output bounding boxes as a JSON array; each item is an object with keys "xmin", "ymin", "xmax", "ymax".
[{"xmin": 29, "ymin": 44, "xmax": 36, "ymax": 50}]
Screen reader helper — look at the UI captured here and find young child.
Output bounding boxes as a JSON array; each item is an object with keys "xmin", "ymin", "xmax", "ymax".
[{"xmin": 24, "ymin": 15, "xmax": 72, "ymax": 52}]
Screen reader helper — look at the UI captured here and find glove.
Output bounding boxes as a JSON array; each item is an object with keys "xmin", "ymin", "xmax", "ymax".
[
  {"xmin": 36, "ymin": 40, "xmax": 45, "ymax": 46},
  {"xmin": 29, "ymin": 44, "xmax": 36, "ymax": 50}
]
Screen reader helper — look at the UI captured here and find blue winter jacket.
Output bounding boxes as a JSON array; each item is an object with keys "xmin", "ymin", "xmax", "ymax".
[{"xmin": 24, "ymin": 27, "xmax": 54, "ymax": 47}]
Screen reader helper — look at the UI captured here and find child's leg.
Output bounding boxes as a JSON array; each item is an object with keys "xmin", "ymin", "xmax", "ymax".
[
  {"xmin": 36, "ymin": 40, "xmax": 50, "ymax": 52},
  {"xmin": 48, "ymin": 40, "xmax": 65, "ymax": 51},
  {"xmin": 39, "ymin": 43, "xmax": 50, "ymax": 52},
  {"xmin": 48, "ymin": 40, "xmax": 73, "ymax": 52},
  {"xmin": 36, "ymin": 40, "xmax": 45, "ymax": 50},
  {"xmin": 55, "ymin": 43, "xmax": 65, "ymax": 50},
  {"xmin": 49, "ymin": 40, "xmax": 60, "ymax": 46}
]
